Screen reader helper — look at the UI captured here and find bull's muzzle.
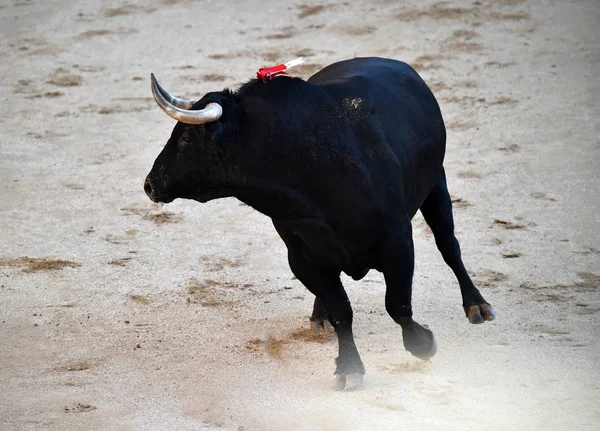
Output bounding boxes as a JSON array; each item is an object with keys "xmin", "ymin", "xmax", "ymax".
[{"xmin": 144, "ymin": 176, "xmax": 157, "ymax": 202}]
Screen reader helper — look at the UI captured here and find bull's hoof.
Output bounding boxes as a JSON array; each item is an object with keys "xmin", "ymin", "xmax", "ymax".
[
  {"xmin": 334, "ymin": 355, "xmax": 365, "ymax": 390},
  {"xmin": 465, "ymin": 303, "xmax": 496, "ymax": 324},
  {"xmin": 310, "ymin": 318, "xmax": 333, "ymax": 331},
  {"xmin": 334, "ymin": 372, "xmax": 364, "ymax": 391},
  {"xmin": 402, "ymin": 323, "xmax": 437, "ymax": 360},
  {"xmin": 409, "ymin": 335, "xmax": 437, "ymax": 360}
]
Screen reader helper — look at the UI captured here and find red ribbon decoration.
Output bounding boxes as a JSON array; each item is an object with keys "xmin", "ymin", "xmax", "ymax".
[
  {"xmin": 256, "ymin": 58, "xmax": 304, "ymax": 82},
  {"xmin": 256, "ymin": 63, "xmax": 290, "ymax": 81}
]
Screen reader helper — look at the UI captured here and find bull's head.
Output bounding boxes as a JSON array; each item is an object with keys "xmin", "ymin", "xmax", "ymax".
[{"xmin": 144, "ymin": 74, "xmax": 241, "ymax": 204}]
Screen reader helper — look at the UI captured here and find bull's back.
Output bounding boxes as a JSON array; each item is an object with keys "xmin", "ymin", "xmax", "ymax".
[{"xmin": 308, "ymin": 57, "xmax": 446, "ymax": 215}]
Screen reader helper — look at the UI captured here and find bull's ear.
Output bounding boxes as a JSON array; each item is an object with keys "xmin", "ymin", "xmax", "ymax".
[
  {"xmin": 204, "ymin": 93, "xmax": 238, "ymax": 142},
  {"xmin": 201, "ymin": 90, "xmax": 235, "ymax": 119}
]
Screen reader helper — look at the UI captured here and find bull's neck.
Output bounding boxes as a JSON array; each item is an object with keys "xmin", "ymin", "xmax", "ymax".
[{"xmin": 233, "ymin": 181, "xmax": 320, "ymax": 221}]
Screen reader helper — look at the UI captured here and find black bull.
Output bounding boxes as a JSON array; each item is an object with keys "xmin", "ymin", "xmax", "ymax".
[{"xmin": 144, "ymin": 57, "xmax": 495, "ymax": 389}]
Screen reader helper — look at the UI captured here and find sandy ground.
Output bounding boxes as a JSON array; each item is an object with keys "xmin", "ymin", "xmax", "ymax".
[{"xmin": 1, "ymin": 0, "xmax": 599, "ymax": 429}]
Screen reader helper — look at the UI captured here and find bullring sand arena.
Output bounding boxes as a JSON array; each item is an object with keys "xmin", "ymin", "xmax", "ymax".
[{"xmin": 0, "ymin": 0, "xmax": 599, "ymax": 430}]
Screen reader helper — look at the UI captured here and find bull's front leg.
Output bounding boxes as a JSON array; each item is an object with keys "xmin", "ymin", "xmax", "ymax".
[
  {"xmin": 287, "ymin": 246, "xmax": 365, "ymax": 390},
  {"xmin": 383, "ymin": 223, "xmax": 438, "ymax": 360}
]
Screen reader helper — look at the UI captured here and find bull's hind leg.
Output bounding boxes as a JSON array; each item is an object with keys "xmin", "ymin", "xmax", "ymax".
[
  {"xmin": 383, "ymin": 222, "xmax": 438, "ymax": 360},
  {"xmin": 420, "ymin": 169, "xmax": 495, "ymax": 324}
]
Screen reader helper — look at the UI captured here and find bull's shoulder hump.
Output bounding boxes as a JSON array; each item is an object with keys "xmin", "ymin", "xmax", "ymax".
[{"xmin": 307, "ymin": 57, "xmax": 418, "ymax": 85}]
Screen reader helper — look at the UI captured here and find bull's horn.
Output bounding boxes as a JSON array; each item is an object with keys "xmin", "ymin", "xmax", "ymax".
[
  {"xmin": 153, "ymin": 76, "xmax": 195, "ymax": 109},
  {"xmin": 151, "ymin": 73, "xmax": 222, "ymax": 125}
]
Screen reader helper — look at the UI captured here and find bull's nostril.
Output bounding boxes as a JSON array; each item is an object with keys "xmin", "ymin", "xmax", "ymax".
[{"xmin": 144, "ymin": 179, "xmax": 154, "ymax": 198}]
